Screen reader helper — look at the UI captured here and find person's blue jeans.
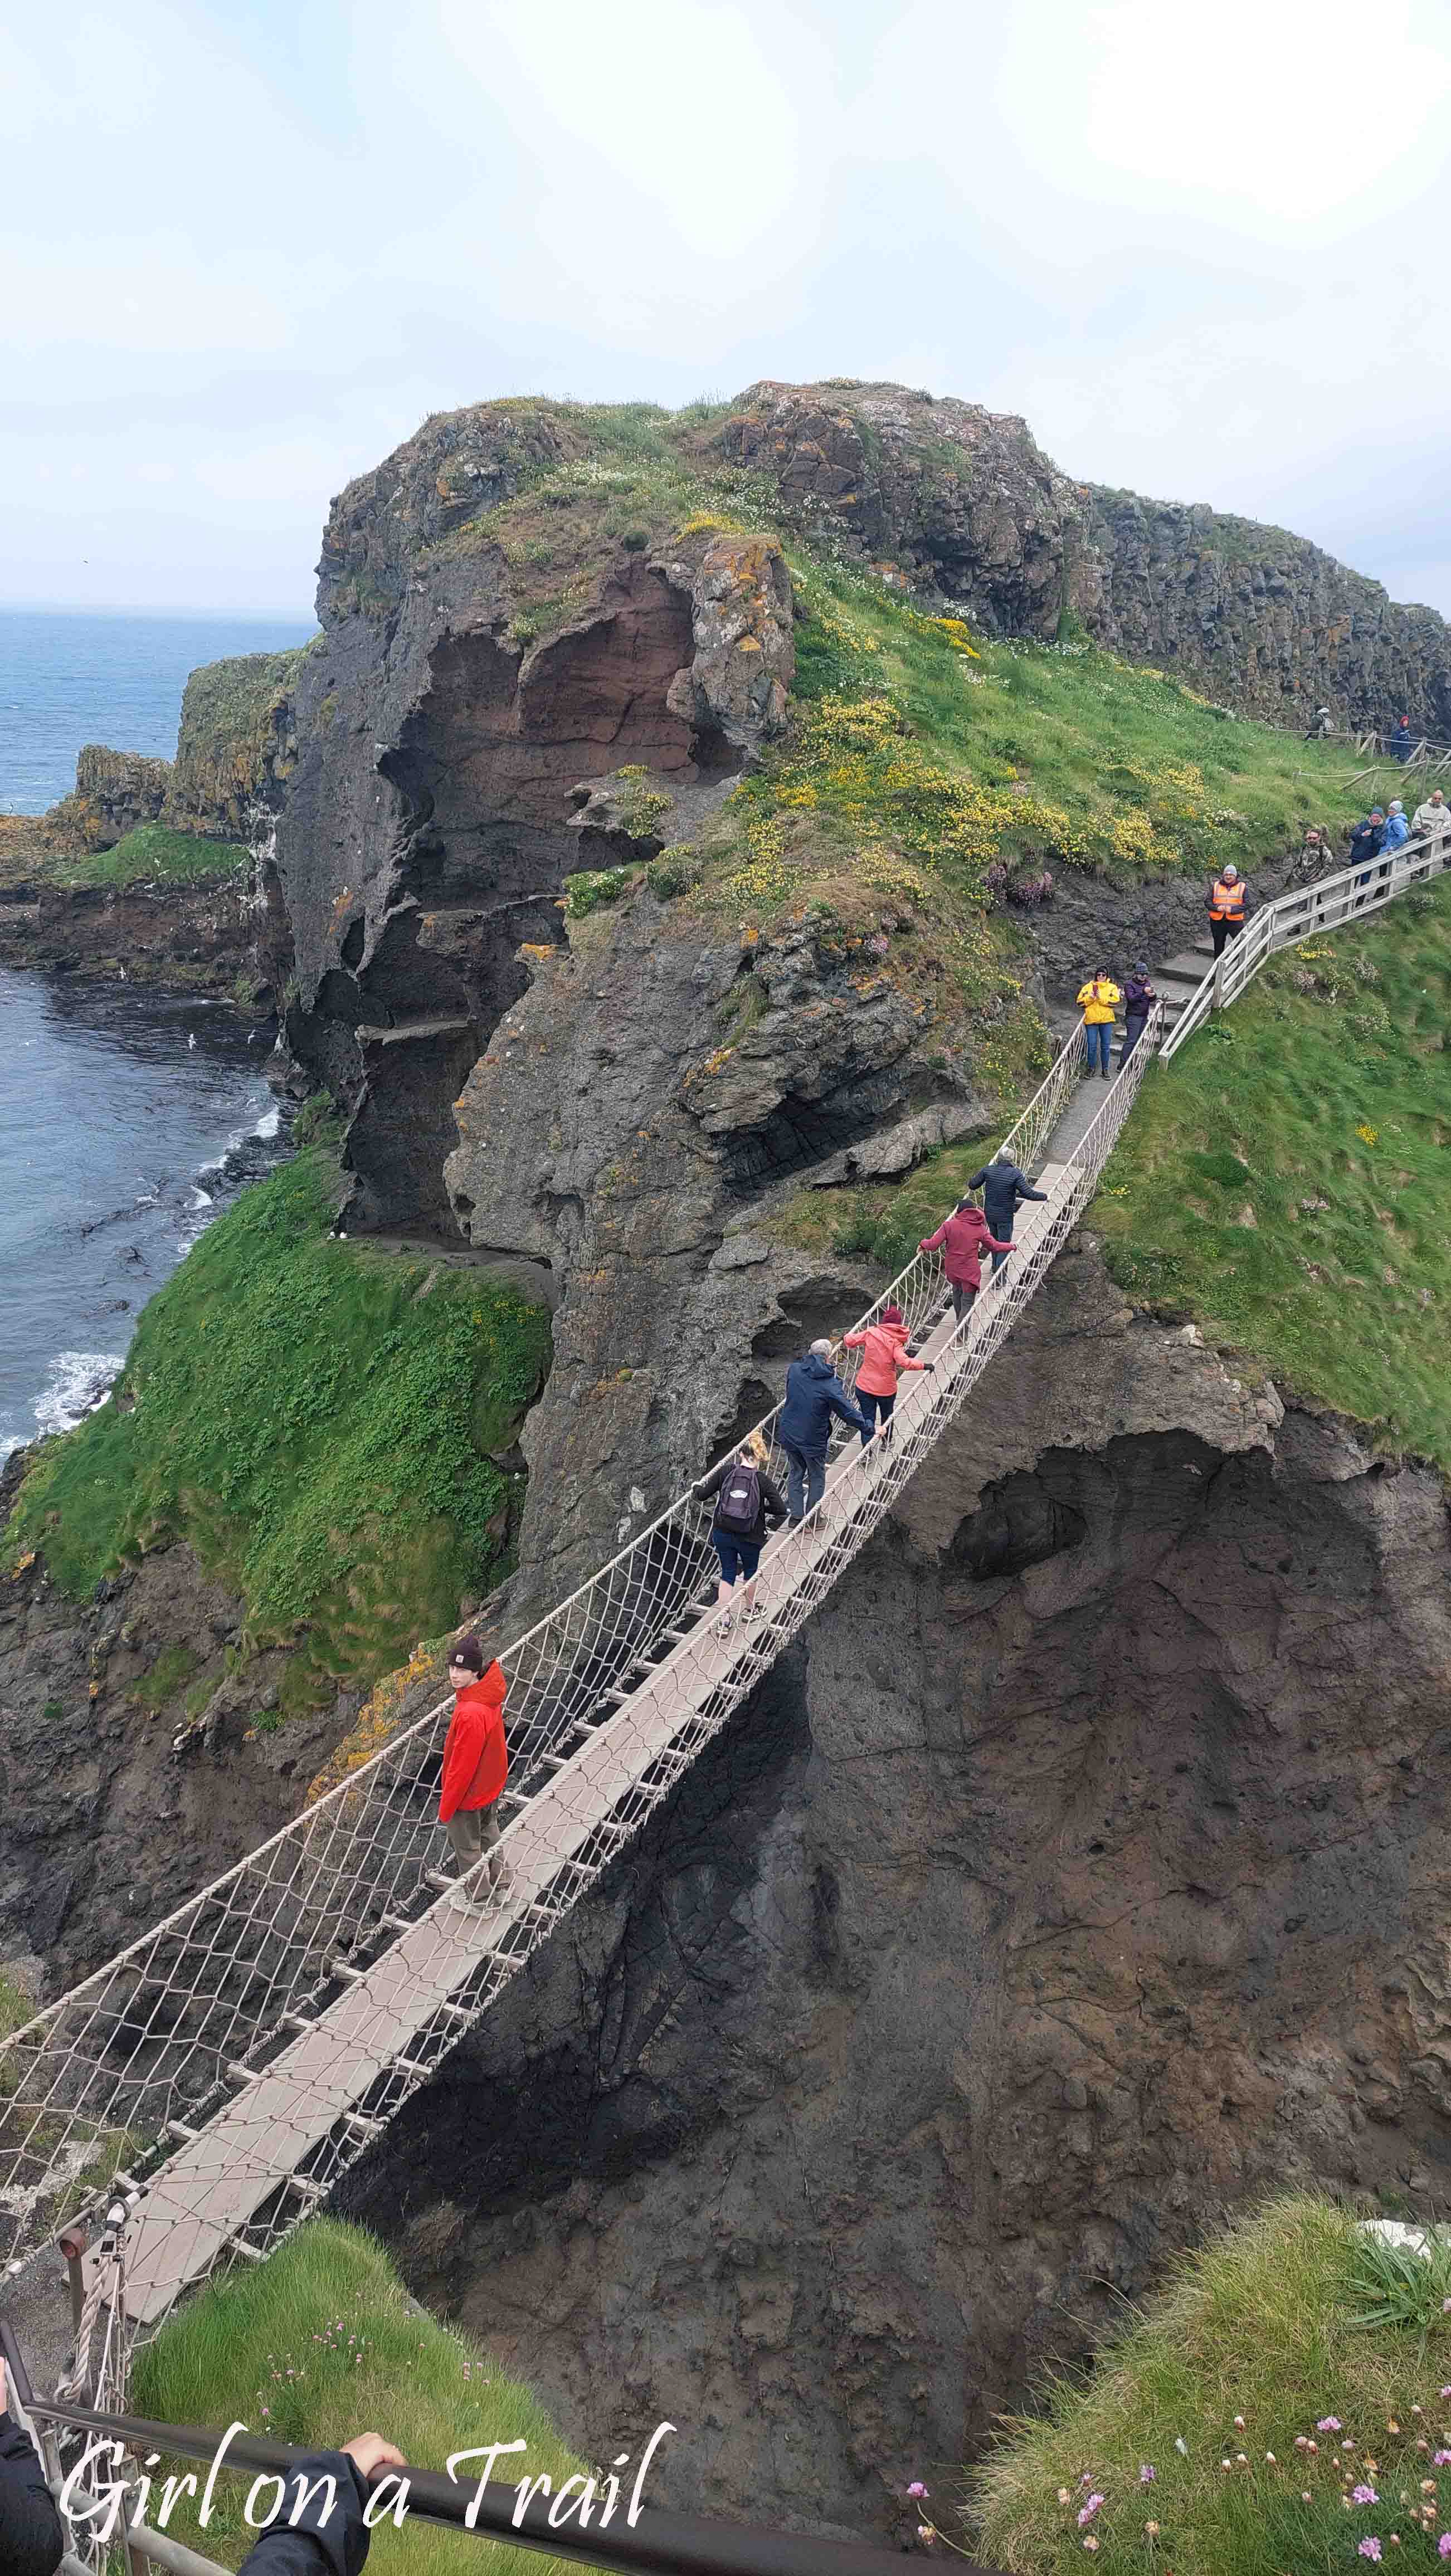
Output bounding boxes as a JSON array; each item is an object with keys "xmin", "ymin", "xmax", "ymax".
[
  {"xmin": 857, "ymin": 1388, "xmax": 895, "ymax": 1447},
  {"xmin": 990, "ymin": 1237, "xmax": 1013, "ymax": 1275},
  {"xmin": 712, "ymin": 1532, "xmax": 762, "ymax": 1585},
  {"xmin": 1120, "ymin": 1013, "xmax": 1148, "ymax": 1065},
  {"xmin": 1085, "ymin": 1023, "xmax": 1112, "ymax": 1075},
  {"xmin": 781, "ymin": 1440, "xmax": 826, "ymax": 1522}
]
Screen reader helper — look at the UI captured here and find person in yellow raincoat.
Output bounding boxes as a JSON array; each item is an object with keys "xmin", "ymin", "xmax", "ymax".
[{"xmin": 1077, "ymin": 968, "xmax": 1121, "ymax": 1078}]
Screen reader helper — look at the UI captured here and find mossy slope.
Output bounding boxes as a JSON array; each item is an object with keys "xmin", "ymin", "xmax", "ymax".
[{"xmin": 6, "ymin": 1148, "xmax": 551, "ymax": 1710}]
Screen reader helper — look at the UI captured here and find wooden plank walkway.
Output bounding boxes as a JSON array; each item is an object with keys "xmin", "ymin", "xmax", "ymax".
[{"xmin": 114, "ymin": 1165, "xmax": 1078, "ymax": 2324}]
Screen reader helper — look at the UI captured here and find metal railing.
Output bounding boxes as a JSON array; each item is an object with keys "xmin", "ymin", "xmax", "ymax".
[
  {"xmin": 0, "ymin": 2321, "xmax": 982, "ymax": 2576},
  {"xmin": 1160, "ymin": 826, "xmax": 1451, "ymax": 1061}
]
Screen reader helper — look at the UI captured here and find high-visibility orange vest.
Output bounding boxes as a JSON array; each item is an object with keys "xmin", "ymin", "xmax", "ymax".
[{"xmin": 1210, "ymin": 877, "xmax": 1245, "ymax": 921}]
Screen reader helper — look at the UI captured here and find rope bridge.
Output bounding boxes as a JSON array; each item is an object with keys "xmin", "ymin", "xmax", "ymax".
[
  {"xmin": 0, "ymin": 1007, "xmax": 1150, "ymax": 2355},
  {"xmin": 5, "ymin": 816, "xmax": 1448, "ymax": 2412}
]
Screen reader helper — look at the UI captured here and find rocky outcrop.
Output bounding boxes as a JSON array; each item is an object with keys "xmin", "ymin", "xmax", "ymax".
[
  {"xmin": 703, "ymin": 380, "xmax": 1451, "ymax": 733},
  {"xmin": 274, "ymin": 477, "xmax": 796, "ymax": 1236},
  {"xmin": 349, "ymin": 1240, "xmax": 1451, "ymax": 2533},
  {"xmin": 443, "ymin": 895, "xmax": 996, "ymax": 1603},
  {"xmin": 162, "ymin": 648, "xmax": 304, "ymax": 837},
  {"xmin": 51, "ymin": 746, "xmax": 172, "ymax": 850},
  {"xmin": 0, "ymin": 1458, "xmax": 354, "ymax": 1983}
]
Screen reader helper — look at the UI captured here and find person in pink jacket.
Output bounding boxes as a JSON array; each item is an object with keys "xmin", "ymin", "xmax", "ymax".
[
  {"xmin": 918, "ymin": 1200, "xmax": 1012, "ymax": 1323},
  {"xmin": 840, "ymin": 1302, "xmax": 935, "ymax": 1445}
]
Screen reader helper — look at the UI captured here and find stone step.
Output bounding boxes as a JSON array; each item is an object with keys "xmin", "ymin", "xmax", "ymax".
[{"xmin": 354, "ymin": 1014, "xmax": 477, "ymax": 1047}]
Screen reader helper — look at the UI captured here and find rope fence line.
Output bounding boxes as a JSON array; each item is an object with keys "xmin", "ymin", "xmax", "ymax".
[{"xmin": 0, "ymin": 1007, "xmax": 1119, "ymax": 2342}]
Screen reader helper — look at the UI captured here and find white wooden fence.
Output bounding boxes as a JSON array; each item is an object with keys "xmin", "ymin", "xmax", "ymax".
[{"xmin": 1160, "ymin": 825, "xmax": 1451, "ymax": 1062}]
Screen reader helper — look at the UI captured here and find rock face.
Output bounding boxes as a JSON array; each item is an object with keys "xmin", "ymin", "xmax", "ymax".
[
  {"xmin": 273, "ymin": 461, "xmax": 797, "ymax": 1236},
  {"xmin": 0, "ymin": 1467, "xmax": 352, "ymax": 1984},
  {"xmin": 442, "ymin": 896, "xmax": 996, "ymax": 1604},
  {"xmin": 163, "ymin": 649, "xmax": 304, "ymax": 838},
  {"xmin": 706, "ymin": 380, "xmax": 1451, "ymax": 732},
  {"xmin": 348, "ymin": 1240, "xmax": 1451, "ymax": 2531}
]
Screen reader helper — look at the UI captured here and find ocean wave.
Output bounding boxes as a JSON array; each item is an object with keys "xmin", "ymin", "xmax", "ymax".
[
  {"xmin": 254, "ymin": 1106, "xmax": 280, "ymax": 1140},
  {"xmin": 32, "ymin": 1349, "xmax": 126, "ymax": 1440}
]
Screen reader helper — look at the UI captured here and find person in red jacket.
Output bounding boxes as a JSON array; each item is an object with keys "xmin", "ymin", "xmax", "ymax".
[
  {"xmin": 439, "ymin": 1636, "xmax": 509, "ymax": 1907},
  {"xmin": 918, "ymin": 1199, "xmax": 1012, "ymax": 1323},
  {"xmin": 840, "ymin": 1303, "xmax": 934, "ymax": 1445}
]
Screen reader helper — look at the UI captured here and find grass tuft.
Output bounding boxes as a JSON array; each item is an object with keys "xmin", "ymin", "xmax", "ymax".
[
  {"xmin": 971, "ymin": 2196, "xmax": 1451, "ymax": 2574},
  {"xmin": 132, "ymin": 2219, "xmax": 585, "ymax": 2576}
]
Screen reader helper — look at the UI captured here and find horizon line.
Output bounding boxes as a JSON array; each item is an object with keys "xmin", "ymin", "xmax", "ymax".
[{"xmin": 0, "ymin": 597, "xmax": 317, "ymax": 623}]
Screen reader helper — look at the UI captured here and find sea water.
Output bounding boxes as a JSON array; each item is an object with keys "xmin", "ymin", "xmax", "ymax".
[
  {"xmin": 0, "ymin": 604, "xmax": 312, "ymax": 1460},
  {"xmin": 0, "ymin": 970, "xmax": 292, "ymax": 1461},
  {"xmin": 0, "ymin": 604, "xmax": 314, "ymax": 813}
]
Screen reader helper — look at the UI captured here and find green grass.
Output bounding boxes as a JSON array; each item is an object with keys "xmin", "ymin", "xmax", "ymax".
[
  {"xmin": 132, "ymin": 2221, "xmax": 586, "ymax": 2576},
  {"xmin": 971, "ymin": 2197, "xmax": 1451, "ymax": 2574},
  {"xmin": 1092, "ymin": 879, "xmax": 1451, "ymax": 1466},
  {"xmin": 777, "ymin": 556, "xmax": 1375, "ymax": 879},
  {"xmin": 6, "ymin": 1149, "xmax": 552, "ymax": 1710},
  {"xmin": 40, "ymin": 822, "xmax": 250, "ymax": 889}
]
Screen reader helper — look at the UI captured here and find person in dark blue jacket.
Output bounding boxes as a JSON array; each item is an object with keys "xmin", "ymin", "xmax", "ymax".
[
  {"xmin": 237, "ymin": 2435, "xmax": 405, "ymax": 2576},
  {"xmin": 1390, "ymin": 716, "xmax": 1415, "ymax": 762},
  {"xmin": 778, "ymin": 1340, "xmax": 870, "ymax": 1524},
  {"xmin": 1348, "ymin": 808, "xmax": 1385, "ymax": 904},
  {"xmin": 0, "ymin": 2363, "xmax": 63, "ymax": 2576},
  {"xmin": 965, "ymin": 1150, "xmax": 1048, "ymax": 1275}
]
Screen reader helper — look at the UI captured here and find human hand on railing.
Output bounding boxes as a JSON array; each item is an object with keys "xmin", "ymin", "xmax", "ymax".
[{"xmin": 342, "ymin": 2434, "xmax": 408, "ymax": 2480}]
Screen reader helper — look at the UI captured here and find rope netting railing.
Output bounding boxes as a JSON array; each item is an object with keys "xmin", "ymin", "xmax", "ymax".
[
  {"xmin": 1160, "ymin": 822, "xmax": 1451, "ymax": 1060},
  {"xmin": 1, "ymin": 1004, "xmax": 1140, "ymax": 2343}
]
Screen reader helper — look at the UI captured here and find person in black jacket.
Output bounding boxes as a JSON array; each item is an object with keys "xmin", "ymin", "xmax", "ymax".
[
  {"xmin": 965, "ymin": 1149, "xmax": 1048, "ymax": 1275},
  {"xmin": 1118, "ymin": 965, "xmax": 1157, "ymax": 1066},
  {"xmin": 0, "ymin": 2360, "xmax": 64, "ymax": 2576},
  {"xmin": 237, "ymin": 2435, "xmax": 405, "ymax": 2576},
  {"xmin": 691, "ymin": 1432, "xmax": 787, "ymax": 1628}
]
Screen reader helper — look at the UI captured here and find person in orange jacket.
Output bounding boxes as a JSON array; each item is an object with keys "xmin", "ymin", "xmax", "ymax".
[
  {"xmin": 840, "ymin": 1302, "xmax": 934, "ymax": 1445},
  {"xmin": 439, "ymin": 1635, "xmax": 509, "ymax": 1906},
  {"xmin": 918, "ymin": 1202, "xmax": 1013, "ymax": 1323}
]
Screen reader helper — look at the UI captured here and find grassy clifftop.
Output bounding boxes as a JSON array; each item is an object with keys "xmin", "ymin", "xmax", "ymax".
[{"xmin": 1093, "ymin": 877, "xmax": 1451, "ymax": 1467}]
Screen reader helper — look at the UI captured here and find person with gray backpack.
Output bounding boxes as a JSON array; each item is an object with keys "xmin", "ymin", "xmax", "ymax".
[{"xmin": 692, "ymin": 1430, "xmax": 788, "ymax": 1630}]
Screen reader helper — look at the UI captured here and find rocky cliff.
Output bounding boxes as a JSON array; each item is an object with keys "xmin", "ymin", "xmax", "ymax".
[
  {"xmin": 347, "ymin": 1241, "xmax": 1451, "ymax": 2532},
  {"xmin": 708, "ymin": 381, "xmax": 1451, "ymax": 731}
]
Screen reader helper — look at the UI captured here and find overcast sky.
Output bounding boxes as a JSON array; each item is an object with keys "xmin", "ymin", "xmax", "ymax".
[{"xmin": 4, "ymin": 0, "xmax": 1448, "ymax": 617}]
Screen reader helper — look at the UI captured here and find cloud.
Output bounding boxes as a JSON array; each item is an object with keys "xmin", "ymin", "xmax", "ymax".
[{"xmin": 3, "ymin": 0, "xmax": 1447, "ymax": 614}]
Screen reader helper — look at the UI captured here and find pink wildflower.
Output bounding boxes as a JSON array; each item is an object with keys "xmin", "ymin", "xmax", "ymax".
[
  {"xmin": 1140, "ymin": 2465, "xmax": 1156, "ymax": 2485},
  {"xmin": 1077, "ymin": 2496, "xmax": 1105, "ymax": 2527},
  {"xmin": 1354, "ymin": 2484, "xmax": 1380, "ymax": 2505},
  {"xmin": 1359, "ymin": 2544, "xmax": 1382, "ymax": 2564},
  {"xmin": 1435, "ymin": 2452, "xmax": 1451, "ymax": 2467},
  {"xmin": 1439, "ymin": 2539, "xmax": 1451, "ymax": 2559},
  {"xmin": 908, "ymin": 2484, "xmax": 928, "ymax": 2500},
  {"xmin": 1319, "ymin": 2418, "xmax": 1343, "ymax": 2432}
]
